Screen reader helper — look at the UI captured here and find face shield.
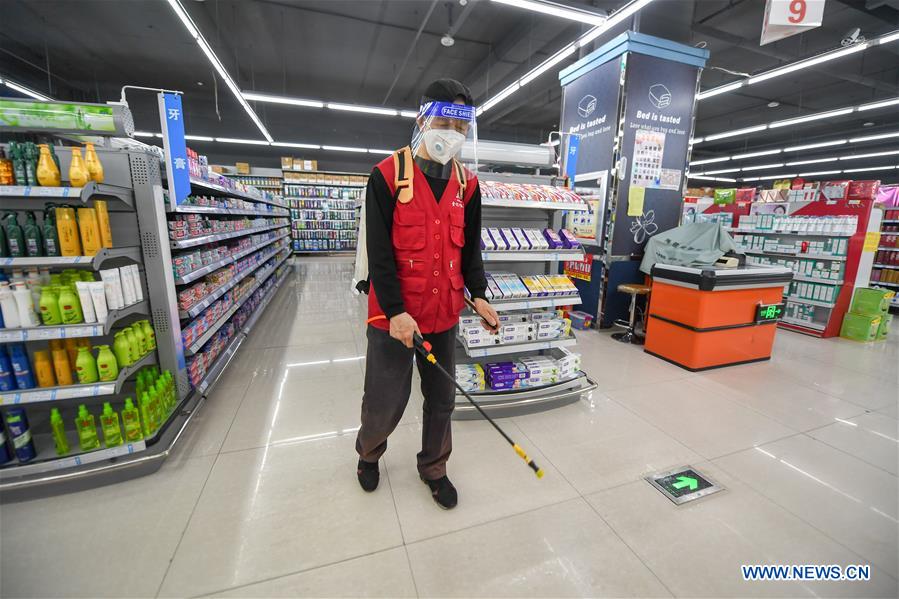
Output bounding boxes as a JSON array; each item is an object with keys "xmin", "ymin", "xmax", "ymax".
[{"xmin": 411, "ymin": 101, "xmax": 477, "ymax": 175}]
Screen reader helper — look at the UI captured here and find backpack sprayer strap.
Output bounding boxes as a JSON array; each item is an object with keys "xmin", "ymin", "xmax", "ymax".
[{"xmin": 393, "ymin": 146, "xmax": 414, "ymax": 204}]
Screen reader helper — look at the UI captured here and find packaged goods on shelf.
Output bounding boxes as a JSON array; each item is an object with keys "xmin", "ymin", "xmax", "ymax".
[
  {"xmin": 479, "ymin": 181, "xmax": 585, "ymax": 206},
  {"xmin": 460, "ymin": 309, "xmax": 572, "ymax": 348},
  {"xmin": 282, "ymin": 171, "xmax": 366, "ymax": 186},
  {"xmin": 745, "ymin": 255, "xmax": 845, "ymax": 281},
  {"xmin": 0, "ymin": 205, "xmax": 115, "ymax": 259},
  {"xmin": 481, "ymin": 227, "xmax": 580, "ymax": 251},
  {"xmin": 734, "ymin": 233, "xmax": 848, "ymax": 257},
  {"xmin": 461, "ymin": 350, "xmax": 582, "ymax": 391},
  {"xmin": 186, "ymin": 149, "xmax": 282, "ymax": 204},
  {"xmin": 167, "ymin": 214, "xmax": 287, "ymax": 241},
  {"xmin": 223, "ymin": 174, "xmax": 283, "ymax": 189},
  {"xmin": 288, "ymin": 198, "xmax": 357, "ymax": 210},
  {"xmin": 482, "ymin": 273, "xmax": 578, "ymax": 300},
  {"xmin": 735, "ymin": 214, "xmax": 857, "ymax": 235},
  {"xmin": 169, "ymin": 194, "xmax": 285, "ymax": 215},
  {"xmin": 283, "ymin": 185, "xmax": 363, "ymax": 200}
]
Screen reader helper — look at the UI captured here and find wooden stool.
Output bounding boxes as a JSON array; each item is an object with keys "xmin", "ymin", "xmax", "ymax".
[{"xmin": 612, "ymin": 283, "xmax": 652, "ymax": 344}]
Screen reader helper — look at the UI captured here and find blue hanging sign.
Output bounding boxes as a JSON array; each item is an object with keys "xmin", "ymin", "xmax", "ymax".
[
  {"xmin": 158, "ymin": 92, "xmax": 190, "ymax": 205},
  {"xmin": 565, "ymin": 134, "xmax": 580, "ymax": 181}
]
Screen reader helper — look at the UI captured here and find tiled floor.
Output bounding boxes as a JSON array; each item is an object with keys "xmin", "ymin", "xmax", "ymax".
[{"xmin": 2, "ymin": 257, "xmax": 897, "ymax": 598}]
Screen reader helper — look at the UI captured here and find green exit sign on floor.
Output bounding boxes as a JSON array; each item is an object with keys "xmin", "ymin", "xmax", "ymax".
[{"xmin": 646, "ymin": 466, "xmax": 724, "ymax": 505}]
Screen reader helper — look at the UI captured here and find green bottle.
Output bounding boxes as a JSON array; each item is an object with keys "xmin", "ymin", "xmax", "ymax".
[
  {"xmin": 123, "ymin": 328, "xmax": 139, "ymax": 363},
  {"xmin": 75, "ymin": 346, "xmax": 98, "ymax": 384},
  {"xmin": 96, "ymin": 345, "xmax": 118, "ymax": 382},
  {"xmin": 139, "ymin": 392, "xmax": 156, "ymax": 435},
  {"xmin": 24, "ymin": 143, "xmax": 37, "ymax": 186},
  {"xmin": 141, "ymin": 320, "xmax": 156, "ymax": 350},
  {"xmin": 10, "ymin": 142, "xmax": 27, "ymax": 185},
  {"xmin": 79, "ymin": 271, "xmax": 94, "ymax": 282},
  {"xmin": 100, "ymin": 402, "xmax": 123, "ymax": 447},
  {"xmin": 38, "ymin": 286, "xmax": 62, "ymax": 325},
  {"xmin": 130, "ymin": 323, "xmax": 147, "ymax": 357},
  {"xmin": 75, "ymin": 404, "xmax": 100, "ymax": 451},
  {"xmin": 57, "ymin": 285, "xmax": 83, "ymax": 324},
  {"xmin": 42, "ymin": 206, "xmax": 61, "ymax": 256},
  {"xmin": 148, "ymin": 386, "xmax": 164, "ymax": 429},
  {"xmin": 3, "ymin": 212, "xmax": 26, "ymax": 257},
  {"xmin": 50, "ymin": 407, "xmax": 70, "ymax": 456},
  {"xmin": 121, "ymin": 398, "xmax": 143, "ymax": 442},
  {"xmin": 156, "ymin": 379, "xmax": 170, "ymax": 414},
  {"xmin": 23, "ymin": 212, "xmax": 43, "ymax": 257},
  {"xmin": 0, "ymin": 225, "xmax": 7, "ymax": 258},
  {"xmin": 113, "ymin": 331, "xmax": 132, "ymax": 367},
  {"xmin": 49, "ymin": 273, "xmax": 63, "ymax": 287},
  {"xmin": 49, "ymin": 144, "xmax": 61, "ymax": 174}
]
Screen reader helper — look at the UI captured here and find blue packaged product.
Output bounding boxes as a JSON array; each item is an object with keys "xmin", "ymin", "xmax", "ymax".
[
  {"xmin": 5, "ymin": 408, "xmax": 37, "ymax": 462},
  {"xmin": 7, "ymin": 344, "xmax": 35, "ymax": 390},
  {"xmin": 0, "ymin": 348, "xmax": 14, "ymax": 391}
]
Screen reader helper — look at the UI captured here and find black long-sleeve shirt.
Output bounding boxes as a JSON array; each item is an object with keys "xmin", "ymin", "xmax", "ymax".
[{"xmin": 366, "ymin": 167, "xmax": 487, "ymax": 319}]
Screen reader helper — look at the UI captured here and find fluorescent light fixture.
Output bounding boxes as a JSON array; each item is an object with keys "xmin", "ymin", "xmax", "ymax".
[
  {"xmin": 703, "ymin": 168, "xmax": 739, "ymax": 175},
  {"xmin": 492, "ymin": 0, "xmax": 608, "ymax": 26},
  {"xmin": 3, "ymin": 78, "xmax": 51, "ymax": 101},
  {"xmin": 731, "ymin": 149, "xmax": 782, "ymax": 160},
  {"xmin": 242, "ymin": 91, "xmax": 324, "ymax": 108},
  {"xmin": 702, "ymin": 124, "xmax": 768, "ymax": 142},
  {"xmin": 741, "ymin": 176, "xmax": 761, "ymax": 181},
  {"xmin": 184, "ymin": 135, "xmax": 214, "ymax": 142},
  {"xmin": 689, "ymin": 174, "xmax": 737, "ymax": 182},
  {"xmin": 271, "ymin": 142, "xmax": 321, "ymax": 149},
  {"xmin": 748, "ymin": 43, "xmax": 868, "ymax": 85},
  {"xmin": 399, "ymin": 110, "xmax": 419, "ymax": 118},
  {"xmin": 696, "ymin": 81, "xmax": 744, "ymax": 101},
  {"xmin": 840, "ymin": 150, "xmax": 899, "ymax": 160},
  {"xmin": 520, "ymin": 44, "xmax": 578, "ymax": 86},
  {"xmin": 327, "ymin": 102, "xmax": 398, "ymax": 117},
  {"xmin": 784, "ymin": 139, "xmax": 847, "ymax": 152},
  {"xmin": 321, "ymin": 145, "xmax": 368, "ymax": 153},
  {"xmin": 166, "ymin": 0, "xmax": 273, "ymax": 142},
  {"xmin": 741, "ymin": 163, "xmax": 784, "ymax": 171},
  {"xmin": 769, "ymin": 107, "xmax": 854, "ymax": 129},
  {"xmin": 849, "ymin": 131, "xmax": 899, "ymax": 143},
  {"xmin": 842, "ymin": 165, "xmax": 896, "ymax": 173},
  {"xmin": 690, "ymin": 137, "xmax": 704, "ymax": 144},
  {"xmin": 785, "ymin": 157, "xmax": 839, "ymax": 166},
  {"xmin": 216, "ymin": 137, "xmax": 269, "ymax": 145},
  {"xmin": 880, "ymin": 31, "xmax": 899, "ymax": 44},
  {"xmin": 690, "ymin": 156, "xmax": 731, "ymax": 166},
  {"xmin": 368, "ymin": 149, "xmax": 394, "ymax": 154},
  {"xmin": 478, "ymin": 82, "xmax": 521, "ymax": 115},
  {"xmin": 133, "ymin": 131, "xmax": 158, "ymax": 138},
  {"xmin": 858, "ymin": 97, "xmax": 899, "ymax": 111},
  {"xmin": 577, "ymin": 0, "xmax": 656, "ymax": 47},
  {"xmin": 797, "ymin": 170, "xmax": 841, "ymax": 176},
  {"xmin": 755, "ymin": 173, "xmax": 798, "ymax": 180}
]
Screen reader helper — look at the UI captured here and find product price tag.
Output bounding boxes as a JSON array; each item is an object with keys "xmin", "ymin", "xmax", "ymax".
[
  {"xmin": 17, "ymin": 390, "xmax": 54, "ymax": 404},
  {"xmin": 30, "ymin": 327, "xmax": 63, "ymax": 340},
  {"xmin": 0, "ymin": 330, "xmax": 26, "ymax": 342}
]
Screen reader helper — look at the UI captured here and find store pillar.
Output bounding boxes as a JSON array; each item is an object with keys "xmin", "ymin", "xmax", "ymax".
[{"xmin": 559, "ymin": 32, "xmax": 708, "ymax": 327}]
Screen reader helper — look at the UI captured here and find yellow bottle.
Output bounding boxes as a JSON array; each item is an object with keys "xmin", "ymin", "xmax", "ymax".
[
  {"xmin": 76, "ymin": 207, "xmax": 101, "ymax": 256},
  {"xmin": 94, "ymin": 200, "xmax": 113, "ymax": 248},
  {"xmin": 51, "ymin": 346, "xmax": 74, "ymax": 386},
  {"xmin": 68, "ymin": 147, "xmax": 90, "ymax": 187},
  {"xmin": 37, "ymin": 144, "xmax": 61, "ymax": 186},
  {"xmin": 84, "ymin": 143, "xmax": 104, "ymax": 183},
  {"xmin": 56, "ymin": 206, "xmax": 83, "ymax": 256},
  {"xmin": 64, "ymin": 338, "xmax": 80, "ymax": 370},
  {"xmin": 33, "ymin": 350, "xmax": 57, "ymax": 388}
]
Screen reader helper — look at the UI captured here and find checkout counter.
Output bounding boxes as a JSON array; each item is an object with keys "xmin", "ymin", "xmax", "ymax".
[{"xmin": 644, "ymin": 264, "xmax": 794, "ymax": 371}]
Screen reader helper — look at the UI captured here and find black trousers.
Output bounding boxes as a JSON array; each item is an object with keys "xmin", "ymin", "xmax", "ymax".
[{"xmin": 356, "ymin": 325, "xmax": 457, "ymax": 479}]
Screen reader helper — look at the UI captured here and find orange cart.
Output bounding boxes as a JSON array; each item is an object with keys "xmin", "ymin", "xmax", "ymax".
[{"xmin": 644, "ymin": 264, "xmax": 794, "ymax": 371}]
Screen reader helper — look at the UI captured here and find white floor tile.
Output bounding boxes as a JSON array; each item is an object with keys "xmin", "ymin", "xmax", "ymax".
[
  {"xmin": 879, "ymin": 404, "xmax": 899, "ymax": 419},
  {"xmin": 406, "ymin": 498, "xmax": 672, "ymax": 598},
  {"xmin": 807, "ymin": 412, "xmax": 899, "ymax": 475},
  {"xmin": 177, "ymin": 382, "xmax": 250, "ymax": 458},
  {"xmin": 587, "ymin": 462, "xmax": 899, "ymax": 598},
  {"xmin": 714, "ymin": 435, "xmax": 899, "ymax": 578}
]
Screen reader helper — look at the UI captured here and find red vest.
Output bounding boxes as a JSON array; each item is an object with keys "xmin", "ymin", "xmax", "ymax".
[{"xmin": 368, "ymin": 154, "xmax": 478, "ymax": 334}]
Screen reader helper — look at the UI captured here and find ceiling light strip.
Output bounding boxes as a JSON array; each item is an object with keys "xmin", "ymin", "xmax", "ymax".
[
  {"xmin": 491, "ymin": 0, "xmax": 608, "ymax": 26},
  {"xmin": 1, "ymin": 76, "xmax": 52, "ymax": 101}
]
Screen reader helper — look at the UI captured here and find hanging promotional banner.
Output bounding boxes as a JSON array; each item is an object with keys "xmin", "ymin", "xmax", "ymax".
[
  {"xmin": 158, "ymin": 92, "xmax": 190, "ymax": 206},
  {"xmin": 0, "ymin": 98, "xmax": 130, "ymax": 135},
  {"xmin": 564, "ymin": 253, "xmax": 593, "ymax": 282},
  {"xmin": 761, "ymin": 0, "xmax": 826, "ymax": 46}
]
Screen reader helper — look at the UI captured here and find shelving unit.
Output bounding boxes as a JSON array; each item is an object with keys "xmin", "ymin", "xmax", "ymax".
[
  {"xmin": 223, "ymin": 172, "xmax": 283, "ymax": 192},
  {"xmin": 0, "ymin": 301, "xmax": 148, "ymax": 342},
  {"xmin": 281, "ymin": 169, "xmax": 366, "ymax": 253},
  {"xmin": 481, "ymin": 249, "xmax": 584, "ymax": 262},
  {"xmin": 869, "ymin": 202, "xmax": 899, "ymax": 309}
]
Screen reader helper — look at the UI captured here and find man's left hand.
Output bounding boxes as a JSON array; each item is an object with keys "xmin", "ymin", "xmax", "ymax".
[{"xmin": 472, "ymin": 298, "xmax": 500, "ymax": 334}]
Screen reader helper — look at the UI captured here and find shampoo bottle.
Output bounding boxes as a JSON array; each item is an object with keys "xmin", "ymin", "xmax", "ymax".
[
  {"xmin": 38, "ymin": 286, "xmax": 62, "ymax": 325},
  {"xmin": 32, "ymin": 349, "xmax": 56, "ymax": 387},
  {"xmin": 139, "ymin": 392, "xmax": 154, "ymax": 436},
  {"xmin": 5, "ymin": 408, "xmax": 37, "ymax": 462},
  {"xmin": 23, "ymin": 212, "xmax": 43, "ymax": 257},
  {"xmin": 68, "ymin": 147, "xmax": 90, "ymax": 187},
  {"xmin": 36, "ymin": 144, "xmax": 61, "ymax": 186},
  {"xmin": 140, "ymin": 320, "xmax": 156, "ymax": 350},
  {"xmin": 0, "ymin": 349, "xmax": 14, "ymax": 391},
  {"xmin": 147, "ymin": 387, "xmax": 163, "ymax": 431},
  {"xmin": 95, "ymin": 345, "xmax": 118, "ymax": 382},
  {"xmin": 64, "ymin": 338, "xmax": 80, "ymax": 371},
  {"xmin": 113, "ymin": 331, "xmax": 133, "ymax": 367},
  {"xmin": 94, "ymin": 200, "xmax": 113, "ymax": 248},
  {"xmin": 123, "ymin": 327, "xmax": 139, "ymax": 363},
  {"xmin": 51, "ymin": 345, "xmax": 73, "ymax": 386},
  {"xmin": 56, "ymin": 206, "xmax": 82, "ymax": 256},
  {"xmin": 122, "ymin": 398, "xmax": 143, "ymax": 442},
  {"xmin": 0, "ymin": 148, "xmax": 12, "ymax": 185},
  {"xmin": 3, "ymin": 213, "xmax": 26, "ymax": 257},
  {"xmin": 8, "ymin": 344, "xmax": 35, "ymax": 389},
  {"xmin": 74, "ymin": 346, "xmax": 98, "ymax": 384},
  {"xmin": 84, "ymin": 143, "xmax": 104, "ymax": 183},
  {"xmin": 75, "ymin": 404, "xmax": 100, "ymax": 451},
  {"xmin": 12, "ymin": 283, "xmax": 40, "ymax": 327},
  {"xmin": 50, "ymin": 407, "xmax": 70, "ymax": 455},
  {"xmin": 57, "ymin": 285, "xmax": 84, "ymax": 324},
  {"xmin": 100, "ymin": 402, "xmax": 123, "ymax": 447},
  {"xmin": 130, "ymin": 323, "xmax": 147, "ymax": 356},
  {"xmin": 0, "ymin": 282, "xmax": 20, "ymax": 328},
  {"xmin": 76, "ymin": 208, "xmax": 101, "ymax": 256},
  {"xmin": 42, "ymin": 206, "xmax": 61, "ymax": 256}
]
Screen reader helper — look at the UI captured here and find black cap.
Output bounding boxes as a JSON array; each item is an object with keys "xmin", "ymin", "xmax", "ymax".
[{"xmin": 421, "ymin": 78, "xmax": 474, "ymax": 107}]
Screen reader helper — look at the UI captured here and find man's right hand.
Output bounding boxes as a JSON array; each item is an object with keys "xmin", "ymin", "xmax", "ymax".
[{"xmin": 389, "ymin": 312, "xmax": 420, "ymax": 348}]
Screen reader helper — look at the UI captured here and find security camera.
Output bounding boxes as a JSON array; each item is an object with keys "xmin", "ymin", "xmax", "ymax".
[{"xmin": 841, "ymin": 28, "xmax": 865, "ymax": 46}]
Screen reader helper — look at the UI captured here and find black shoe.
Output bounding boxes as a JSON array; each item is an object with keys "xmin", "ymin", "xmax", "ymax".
[
  {"xmin": 422, "ymin": 475, "xmax": 458, "ymax": 509},
  {"xmin": 357, "ymin": 459, "xmax": 379, "ymax": 492}
]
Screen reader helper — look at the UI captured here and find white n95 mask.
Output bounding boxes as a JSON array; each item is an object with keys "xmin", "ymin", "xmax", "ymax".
[{"xmin": 422, "ymin": 129, "xmax": 465, "ymax": 165}]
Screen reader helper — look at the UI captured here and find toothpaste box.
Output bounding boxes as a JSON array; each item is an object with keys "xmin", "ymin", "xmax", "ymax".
[
  {"xmin": 520, "ymin": 276, "xmax": 544, "ymax": 297},
  {"xmin": 460, "ymin": 314, "xmax": 483, "ymax": 327},
  {"xmin": 512, "ymin": 228, "xmax": 531, "ymax": 249},
  {"xmin": 493, "ymin": 274, "xmax": 514, "ymax": 298},
  {"xmin": 500, "ymin": 228, "xmax": 521, "ymax": 250},
  {"xmin": 559, "ymin": 228, "xmax": 580, "ymax": 249},
  {"xmin": 501, "ymin": 323, "xmax": 535, "ymax": 336},
  {"xmin": 486, "ymin": 361, "xmax": 527, "ymax": 373},
  {"xmin": 536, "ymin": 275, "xmax": 561, "ymax": 296},
  {"xmin": 543, "ymin": 228, "xmax": 564, "ymax": 249},
  {"xmin": 537, "ymin": 329, "xmax": 563, "ymax": 340},
  {"xmin": 486, "ymin": 274, "xmax": 503, "ymax": 299},
  {"xmin": 480, "ymin": 229, "xmax": 496, "ymax": 250},
  {"xmin": 487, "ymin": 371, "xmax": 529, "ymax": 383},
  {"xmin": 506, "ymin": 275, "xmax": 529, "ymax": 298},
  {"xmin": 463, "ymin": 326, "xmax": 499, "ymax": 347},
  {"xmin": 525, "ymin": 229, "xmax": 549, "ymax": 249},
  {"xmin": 498, "ymin": 313, "xmax": 528, "ymax": 324},
  {"xmin": 501, "ymin": 331, "xmax": 534, "ymax": 344},
  {"xmin": 529, "ymin": 311, "xmax": 557, "ymax": 322},
  {"xmin": 488, "ymin": 227, "xmax": 508, "ymax": 250}
]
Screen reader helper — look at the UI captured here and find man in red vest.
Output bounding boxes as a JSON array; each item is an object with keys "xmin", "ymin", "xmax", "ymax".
[{"xmin": 357, "ymin": 79, "xmax": 498, "ymax": 509}]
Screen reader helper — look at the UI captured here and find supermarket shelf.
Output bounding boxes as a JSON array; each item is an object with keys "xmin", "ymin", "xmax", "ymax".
[
  {"xmin": 482, "ymin": 197, "xmax": 588, "ymax": 212},
  {"xmin": 878, "ymin": 247, "xmax": 899, "ymax": 252},
  {"xmin": 293, "ymin": 249, "xmax": 356, "ymax": 255},
  {"xmin": 169, "ymin": 223, "xmax": 288, "ymax": 250},
  {"xmin": 872, "ymin": 280, "xmax": 899, "ymax": 289},
  {"xmin": 0, "ymin": 182, "xmax": 134, "ymax": 208},
  {"xmin": 785, "ymin": 295, "xmax": 836, "ymax": 309},
  {"xmin": 882, "ymin": 220, "xmax": 899, "ymax": 224},
  {"xmin": 292, "ymin": 218, "xmax": 356, "ymax": 222},
  {"xmin": 779, "ymin": 318, "xmax": 827, "ymax": 332},
  {"xmin": 453, "ymin": 373, "xmax": 596, "ymax": 419},
  {"xmin": 0, "ymin": 351, "xmax": 157, "ymax": 406},
  {"xmin": 184, "ymin": 253, "xmax": 289, "ymax": 356},
  {"xmin": 744, "ymin": 250, "xmax": 846, "ymax": 261},
  {"xmin": 283, "ymin": 181, "xmax": 365, "ymax": 188},
  {"xmin": 481, "ymin": 249, "xmax": 584, "ymax": 262},
  {"xmin": 0, "ymin": 300, "xmax": 148, "ymax": 343},
  {"xmin": 873, "ymin": 264, "xmax": 899, "ymax": 270},
  {"xmin": 173, "ymin": 232, "xmax": 289, "ymax": 284},
  {"xmin": 459, "ymin": 336, "xmax": 578, "ymax": 358},
  {"xmin": 0, "ymin": 434, "xmax": 147, "ymax": 479},
  {"xmin": 179, "ymin": 245, "xmax": 289, "ymax": 319},
  {"xmin": 481, "ymin": 294, "xmax": 581, "ymax": 312},
  {"xmin": 791, "ymin": 275, "xmax": 843, "ymax": 285},
  {"xmin": 1, "ymin": 246, "xmax": 142, "ymax": 269},
  {"xmin": 286, "ymin": 197, "xmax": 359, "ymax": 203},
  {"xmin": 730, "ymin": 228, "xmax": 852, "ymax": 237},
  {"xmin": 189, "ymin": 177, "xmax": 287, "ymax": 209},
  {"xmin": 168, "ymin": 204, "xmax": 288, "ymax": 217}
]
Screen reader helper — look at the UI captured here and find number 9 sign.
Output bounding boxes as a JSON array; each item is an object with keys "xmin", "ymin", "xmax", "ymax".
[
  {"xmin": 788, "ymin": 0, "xmax": 806, "ymax": 23},
  {"xmin": 761, "ymin": 0, "xmax": 825, "ymax": 46}
]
